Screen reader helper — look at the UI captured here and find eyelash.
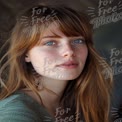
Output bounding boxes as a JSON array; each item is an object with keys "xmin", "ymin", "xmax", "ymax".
[{"xmin": 43, "ymin": 39, "xmax": 85, "ymax": 46}]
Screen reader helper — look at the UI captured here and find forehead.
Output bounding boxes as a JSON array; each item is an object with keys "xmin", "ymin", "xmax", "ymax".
[{"xmin": 41, "ymin": 22, "xmax": 66, "ymax": 38}]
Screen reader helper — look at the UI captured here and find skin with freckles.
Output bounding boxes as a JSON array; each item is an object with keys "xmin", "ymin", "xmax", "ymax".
[
  {"xmin": 25, "ymin": 23, "xmax": 88, "ymax": 84},
  {"xmin": 24, "ymin": 23, "xmax": 88, "ymax": 115}
]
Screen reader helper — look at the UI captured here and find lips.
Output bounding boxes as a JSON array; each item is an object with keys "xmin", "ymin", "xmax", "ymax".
[
  {"xmin": 57, "ymin": 61, "xmax": 78, "ymax": 68},
  {"xmin": 62, "ymin": 62, "xmax": 77, "ymax": 66}
]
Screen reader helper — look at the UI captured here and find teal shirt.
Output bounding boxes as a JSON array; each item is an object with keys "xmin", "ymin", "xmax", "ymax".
[{"xmin": 0, "ymin": 91, "xmax": 55, "ymax": 122}]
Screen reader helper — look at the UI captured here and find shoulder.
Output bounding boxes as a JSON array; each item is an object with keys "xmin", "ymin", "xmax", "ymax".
[
  {"xmin": 0, "ymin": 91, "xmax": 54, "ymax": 122},
  {"xmin": 0, "ymin": 91, "xmax": 37, "ymax": 109}
]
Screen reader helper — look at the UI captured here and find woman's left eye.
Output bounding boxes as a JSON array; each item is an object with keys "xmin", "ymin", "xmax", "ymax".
[
  {"xmin": 72, "ymin": 39, "xmax": 85, "ymax": 44},
  {"xmin": 44, "ymin": 41, "xmax": 56, "ymax": 46}
]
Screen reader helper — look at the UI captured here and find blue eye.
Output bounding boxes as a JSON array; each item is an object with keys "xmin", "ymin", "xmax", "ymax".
[
  {"xmin": 44, "ymin": 41, "xmax": 56, "ymax": 46},
  {"xmin": 72, "ymin": 39, "xmax": 85, "ymax": 44}
]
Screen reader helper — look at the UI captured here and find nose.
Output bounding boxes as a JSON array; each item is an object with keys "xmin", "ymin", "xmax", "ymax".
[{"xmin": 62, "ymin": 44, "xmax": 75, "ymax": 57}]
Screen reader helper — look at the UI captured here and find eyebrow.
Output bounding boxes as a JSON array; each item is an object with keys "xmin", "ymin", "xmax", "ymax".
[
  {"xmin": 42, "ymin": 35, "xmax": 61, "ymax": 39},
  {"xmin": 42, "ymin": 35, "xmax": 84, "ymax": 39}
]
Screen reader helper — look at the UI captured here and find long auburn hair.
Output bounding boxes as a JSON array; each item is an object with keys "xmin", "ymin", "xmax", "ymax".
[{"xmin": 0, "ymin": 4, "xmax": 113, "ymax": 122}]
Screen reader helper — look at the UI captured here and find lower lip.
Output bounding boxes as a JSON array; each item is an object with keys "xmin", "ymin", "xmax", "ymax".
[{"xmin": 57, "ymin": 64, "xmax": 78, "ymax": 69}]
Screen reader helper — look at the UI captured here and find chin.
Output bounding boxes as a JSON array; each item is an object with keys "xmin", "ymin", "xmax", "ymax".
[{"xmin": 55, "ymin": 74, "xmax": 80, "ymax": 80}]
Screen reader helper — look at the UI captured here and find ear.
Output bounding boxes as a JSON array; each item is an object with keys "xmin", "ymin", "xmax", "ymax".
[{"xmin": 25, "ymin": 54, "xmax": 31, "ymax": 62}]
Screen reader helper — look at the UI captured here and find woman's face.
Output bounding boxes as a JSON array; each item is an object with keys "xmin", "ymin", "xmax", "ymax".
[{"xmin": 25, "ymin": 23, "xmax": 88, "ymax": 81}]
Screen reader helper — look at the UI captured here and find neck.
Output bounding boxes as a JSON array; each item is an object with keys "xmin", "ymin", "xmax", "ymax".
[
  {"xmin": 38, "ymin": 77, "xmax": 68, "ymax": 97},
  {"xmin": 37, "ymin": 77, "xmax": 69, "ymax": 116}
]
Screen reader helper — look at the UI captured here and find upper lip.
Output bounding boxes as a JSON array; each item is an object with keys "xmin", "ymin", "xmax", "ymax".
[{"xmin": 57, "ymin": 61, "xmax": 78, "ymax": 66}]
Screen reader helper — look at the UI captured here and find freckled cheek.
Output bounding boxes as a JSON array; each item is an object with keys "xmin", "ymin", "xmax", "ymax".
[
  {"xmin": 42, "ymin": 51, "xmax": 59, "ymax": 62},
  {"xmin": 77, "ymin": 47, "xmax": 88, "ymax": 61}
]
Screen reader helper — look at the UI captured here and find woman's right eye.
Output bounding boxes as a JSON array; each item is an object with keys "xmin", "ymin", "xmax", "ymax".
[{"xmin": 44, "ymin": 41, "xmax": 56, "ymax": 46}]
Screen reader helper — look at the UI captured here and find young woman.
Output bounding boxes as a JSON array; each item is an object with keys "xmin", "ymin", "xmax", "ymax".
[{"xmin": 0, "ymin": 4, "xmax": 113, "ymax": 122}]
